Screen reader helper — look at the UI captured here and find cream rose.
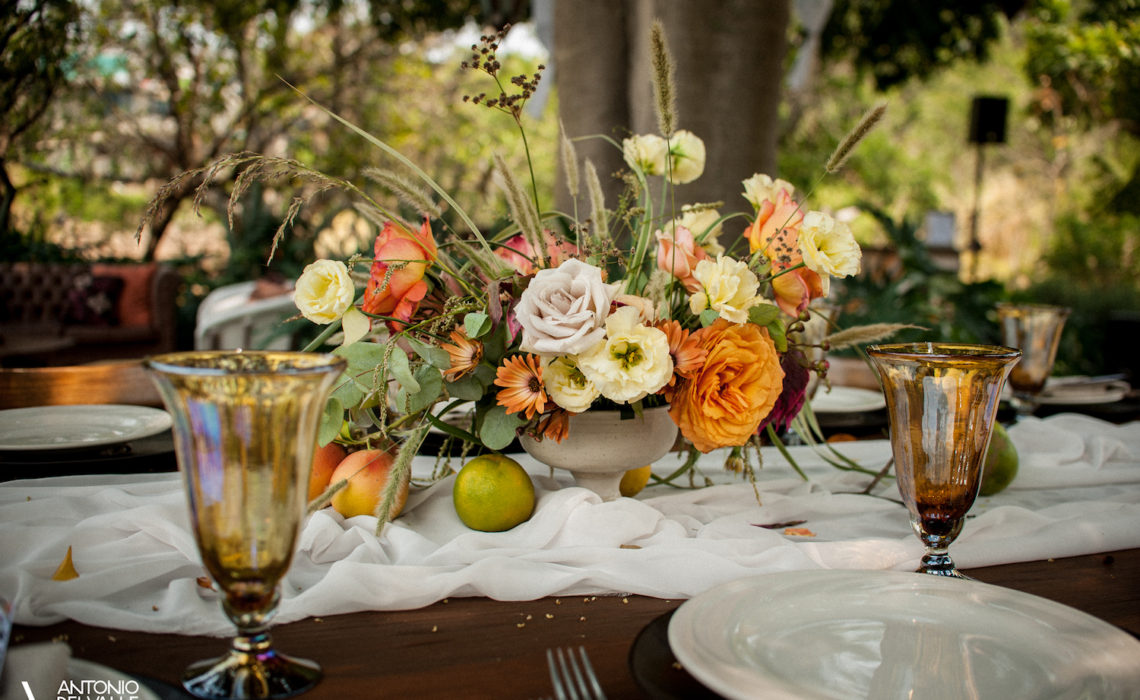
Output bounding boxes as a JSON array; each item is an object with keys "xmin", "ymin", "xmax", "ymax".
[
  {"xmin": 667, "ymin": 130, "xmax": 705, "ymax": 184},
  {"xmin": 516, "ymin": 259, "xmax": 618, "ymax": 355},
  {"xmin": 543, "ymin": 356, "xmax": 600, "ymax": 413},
  {"xmin": 294, "ymin": 259, "xmax": 355, "ymax": 324},
  {"xmin": 798, "ymin": 211, "xmax": 862, "ymax": 286},
  {"xmin": 622, "ymin": 134, "xmax": 669, "ymax": 176},
  {"xmin": 742, "ymin": 173, "xmax": 795, "ymax": 210},
  {"xmin": 688, "ymin": 255, "xmax": 761, "ymax": 324},
  {"xmin": 577, "ymin": 306, "xmax": 673, "ymax": 403}
]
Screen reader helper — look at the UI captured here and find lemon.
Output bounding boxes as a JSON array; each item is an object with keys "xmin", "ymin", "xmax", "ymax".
[
  {"xmin": 980, "ymin": 422, "xmax": 1019, "ymax": 496},
  {"xmin": 620, "ymin": 465, "xmax": 653, "ymax": 497},
  {"xmin": 453, "ymin": 453, "xmax": 536, "ymax": 532}
]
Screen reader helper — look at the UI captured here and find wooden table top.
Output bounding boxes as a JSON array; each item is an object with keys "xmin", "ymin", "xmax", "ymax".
[{"xmin": 12, "ymin": 548, "xmax": 1140, "ymax": 699}]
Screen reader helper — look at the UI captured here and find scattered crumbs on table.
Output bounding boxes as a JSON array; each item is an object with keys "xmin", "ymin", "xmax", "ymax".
[
  {"xmin": 754, "ymin": 520, "xmax": 807, "ymax": 530},
  {"xmin": 152, "ymin": 605, "xmax": 159, "ymax": 611},
  {"xmin": 516, "ymin": 622, "xmax": 525, "ymax": 629},
  {"xmin": 52, "ymin": 634, "xmax": 69, "ymax": 643},
  {"xmin": 107, "ymin": 635, "xmax": 116, "ymax": 643},
  {"xmin": 783, "ymin": 527, "xmax": 816, "ymax": 537},
  {"xmin": 545, "ymin": 613, "xmax": 554, "ymax": 620},
  {"xmin": 26, "ymin": 496, "xmax": 31, "ymax": 502},
  {"xmin": 442, "ymin": 598, "xmax": 449, "ymax": 604},
  {"xmin": 1048, "ymin": 558, "xmax": 1055, "ymax": 562},
  {"xmin": 622, "ymin": 598, "xmax": 629, "ymax": 604},
  {"xmin": 578, "ymin": 616, "xmax": 586, "ymax": 622},
  {"xmin": 313, "ymin": 618, "xmax": 323, "ymax": 623},
  {"xmin": 195, "ymin": 576, "xmax": 215, "ymax": 591},
  {"xmin": 431, "ymin": 625, "xmax": 438, "ymax": 633},
  {"xmin": 554, "ymin": 599, "xmax": 561, "ymax": 605},
  {"xmin": 13, "ymin": 634, "xmax": 23, "ymax": 644},
  {"xmin": 619, "ymin": 544, "xmax": 641, "ymax": 549},
  {"xmin": 525, "ymin": 614, "xmax": 532, "ymax": 620},
  {"xmin": 672, "ymin": 662, "xmax": 683, "ymax": 671}
]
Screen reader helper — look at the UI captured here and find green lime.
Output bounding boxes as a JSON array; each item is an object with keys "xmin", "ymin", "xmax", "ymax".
[
  {"xmin": 453, "ymin": 453, "xmax": 536, "ymax": 532},
  {"xmin": 980, "ymin": 422, "xmax": 1019, "ymax": 496}
]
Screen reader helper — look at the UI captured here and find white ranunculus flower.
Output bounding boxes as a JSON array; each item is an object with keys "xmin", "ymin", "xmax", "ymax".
[
  {"xmin": 622, "ymin": 134, "xmax": 669, "ymax": 176},
  {"xmin": 294, "ymin": 259, "xmax": 355, "ymax": 324},
  {"xmin": 688, "ymin": 255, "xmax": 761, "ymax": 324},
  {"xmin": 667, "ymin": 130, "xmax": 705, "ymax": 184},
  {"xmin": 516, "ymin": 259, "xmax": 619, "ymax": 355},
  {"xmin": 798, "ymin": 211, "xmax": 862, "ymax": 286},
  {"xmin": 577, "ymin": 306, "xmax": 673, "ymax": 403},
  {"xmin": 742, "ymin": 173, "xmax": 795, "ymax": 209},
  {"xmin": 543, "ymin": 356, "xmax": 600, "ymax": 413}
]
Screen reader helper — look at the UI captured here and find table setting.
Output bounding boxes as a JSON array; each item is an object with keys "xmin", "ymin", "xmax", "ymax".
[{"xmin": 4, "ymin": 23, "xmax": 1140, "ymax": 700}]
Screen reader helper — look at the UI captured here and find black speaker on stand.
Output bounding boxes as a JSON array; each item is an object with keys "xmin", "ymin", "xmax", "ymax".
[{"xmin": 967, "ymin": 96, "xmax": 1009, "ymax": 280}]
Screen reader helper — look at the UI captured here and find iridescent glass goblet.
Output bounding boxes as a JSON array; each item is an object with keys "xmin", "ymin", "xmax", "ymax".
[
  {"xmin": 146, "ymin": 351, "xmax": 345, "ymax": 699},
  {"xmin": 867, "ymin": 343, "xmax": 1020, "ymax": 578},
  {"xmin": 995, "ymin": 303, "xmax": 1070, "ymax": 417}
]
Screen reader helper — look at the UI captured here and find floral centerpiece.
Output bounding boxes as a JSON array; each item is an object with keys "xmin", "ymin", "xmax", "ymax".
[{"xmin": 144, "ymin": 23, "xmax": 888, "ymax": 524}]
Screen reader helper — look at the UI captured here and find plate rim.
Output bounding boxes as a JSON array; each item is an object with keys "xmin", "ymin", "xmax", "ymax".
[
  {"xmin": 809, "ymin": 386, "xmax": 886, "ymax": 413},
  {"xmin": 667, "ymin": 569, "xmax": 1140, "ymax": 700},
  {"xmin": 0, "ymin": 404, "xmax": 172, "ymax": 452}
]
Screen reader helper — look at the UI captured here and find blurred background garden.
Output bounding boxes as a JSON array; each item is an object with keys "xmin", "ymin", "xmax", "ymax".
[{"xmin": 3, "ymin": 0, "xmax": 1138, "ymax": 378}]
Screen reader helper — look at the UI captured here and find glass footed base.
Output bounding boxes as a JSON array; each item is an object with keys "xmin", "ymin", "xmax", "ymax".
[
  {"xmin": 916, "ymin": 550, "xmax": 972, "ymax": 580},
  {"xmin": 182, "ymin": 634, "xmax": 321, "ymax": 700}
]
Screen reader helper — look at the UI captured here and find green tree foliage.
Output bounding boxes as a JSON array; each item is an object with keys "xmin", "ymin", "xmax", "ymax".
[
  {"xmin": 1023, "ymin": 0, "xmax": 1140, "ymax": 212},
  {"xmin": 821, "ymin": 0, "xmax": 1027, "ymax": 90},
  {"xmin": 0, "ymin": 0, "xmax": 79, "ymax": 240}
]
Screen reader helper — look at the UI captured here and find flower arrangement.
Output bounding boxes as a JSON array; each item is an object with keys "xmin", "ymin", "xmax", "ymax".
[{"xmin": 145, "ymin": 22, "xmax": 890, "ymax": 523}]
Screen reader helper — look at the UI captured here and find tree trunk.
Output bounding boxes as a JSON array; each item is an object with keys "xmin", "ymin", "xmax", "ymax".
[
  {"xmin": 555, "ymin": 0, "xmax": 791, "ymax": 230},
  {"xmin": 553, "ymin": 0, "xmax": 631, "ymax": 215}
]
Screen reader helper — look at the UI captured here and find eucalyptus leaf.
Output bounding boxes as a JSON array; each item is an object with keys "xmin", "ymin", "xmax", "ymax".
[
  {"xmin": 408, "ymin": 337, "xmax": 452, "ymax": 369},
  {"xmin": 767, "ymin": 319, "xmax": 788, "ymax": 353},
  {"xmin": 447, "ymin": 372, "xmax": 487, "ymax": 401},
  {"xmin": 479, "ymin": 405, "xmax": 525, "ymax": 450},
  {"xmin": 397, "ymin": 365, "xmax": 442, "ymax": 414},
  {"xmin": 317, "ymin": 397, "xmax": 344, "ymax": 447},
  {"xmin": 748, "ymin": 303, "xmax": 781, "ymax": 326},
  {"xmin": 388, "ymin": 349, "xmax": 419, "ymax": 394},
  {"xmin": 699, "ymin": 309, "xmax": 719, "ymax": 327},
  {"xmin": 464, "ymin": 312, "xmax": 491, "ymax": 339},
  {"xmin": 330, "ymin": 371, "xmax": 366, "ymax": 409}
]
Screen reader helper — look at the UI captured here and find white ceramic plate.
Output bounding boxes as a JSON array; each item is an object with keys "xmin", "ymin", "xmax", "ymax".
[
  {"xmin": 809, "ymin": 386, "xmax": 886, "ymax": 413},
  {"xmin": 669, "ymin": 570, "xmax": 1140, "ymax": 700},
  {"xmin": 0, "ymin": 405, "xmax": 172, "ymax": 452},
  {"xmin": 67, "ymin": 658, "xmax": 160, "ymax": 700},
  {"xmin": 1037, "ymin": 378, "xmax": 1131, "ymax": 406}
]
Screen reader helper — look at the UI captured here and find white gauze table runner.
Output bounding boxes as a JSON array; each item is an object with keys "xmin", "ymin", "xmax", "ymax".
[{"xmin": 1, "ymin": 413, "xmax": 1138, "ymax": 636}]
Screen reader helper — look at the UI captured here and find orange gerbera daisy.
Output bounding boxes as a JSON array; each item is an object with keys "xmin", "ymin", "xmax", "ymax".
[
  {"xmin": 655, "ymin": 319, "xmax": 708, "ymax": 398},
  {"xmin": 494, "ymin": 354, "xmax": 548, "ymax": 419},
  {"xmin": 534, "ymin": 407, "xmax": 571, "ymax": 443},
  {"xmin": 441, "ymin": 330, "xmax": 483, "ymax": 381}
]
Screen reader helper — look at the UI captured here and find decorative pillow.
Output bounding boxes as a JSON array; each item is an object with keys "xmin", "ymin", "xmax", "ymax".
[
  {"xmin": 92, "ymin": 263, "xmax": 155, "ymax": 328},
  {"xmin": 63, "ymin": 273, "xmax": 124, "ymax": 326}
]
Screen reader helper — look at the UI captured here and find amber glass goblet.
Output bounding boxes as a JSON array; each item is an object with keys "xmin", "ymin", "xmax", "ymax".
[
  {"xmin": 995, "ymin": 303, "xmax": 1070, "ymax": 417},
  {"xmin": 146, "ymin": 351, "xmax": 345, "ymax": 699},
  {"xmin": 867, "ymin": 343, "xmax": 1021, "ymax": 578}
]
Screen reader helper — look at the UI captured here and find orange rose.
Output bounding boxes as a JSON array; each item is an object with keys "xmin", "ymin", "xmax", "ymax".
[
  {"xmin": 744, "ymin": 189, "xmax": 824, "ymax": 316},
  {"xmin": 362, "ymin": 218, "xmax": 438, "ymax": 326},
  {"xmin": 669, "ymin": 319, "xmax": 784, "ymax": 452}
]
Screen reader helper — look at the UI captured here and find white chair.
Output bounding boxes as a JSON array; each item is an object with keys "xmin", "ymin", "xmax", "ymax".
[{"xmin": 194, "ymin": 281, "xmax": 299, "ymax": 351}]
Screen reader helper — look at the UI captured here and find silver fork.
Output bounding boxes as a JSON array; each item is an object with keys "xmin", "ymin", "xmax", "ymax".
[{"xmin": 546, "ymin": 645, "xmax": 607, "ymax": 700}]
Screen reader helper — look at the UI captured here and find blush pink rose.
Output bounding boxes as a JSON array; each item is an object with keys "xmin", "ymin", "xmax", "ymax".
[{"xmin": 655, "ymin": 226, "xmax": 709, "ymax": 293}]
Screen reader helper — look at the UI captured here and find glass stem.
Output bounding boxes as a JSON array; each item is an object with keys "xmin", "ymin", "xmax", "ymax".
[{"xmin": 920, "ymin": 547, "xmax": 962, "ymax": 577}]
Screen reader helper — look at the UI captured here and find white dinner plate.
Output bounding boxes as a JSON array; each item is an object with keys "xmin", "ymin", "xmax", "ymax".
[
  {"xmin": 809, "ymin": 386, "xmax": 886, "ymax": 413},
  {"xmin": 1037, "ymin": 378, "xmax": 1131, "ymax": 405},
  {"xmin": 0, "ymin": 405, "xmax": 172, "ymax": 452},
  {"xmin": 67, "ymin": 658, "xmax": 160, "ymax": 700},
  {"xmin": 668, "ymin": 570, "xmax": 1140, "ymax": 700}
]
